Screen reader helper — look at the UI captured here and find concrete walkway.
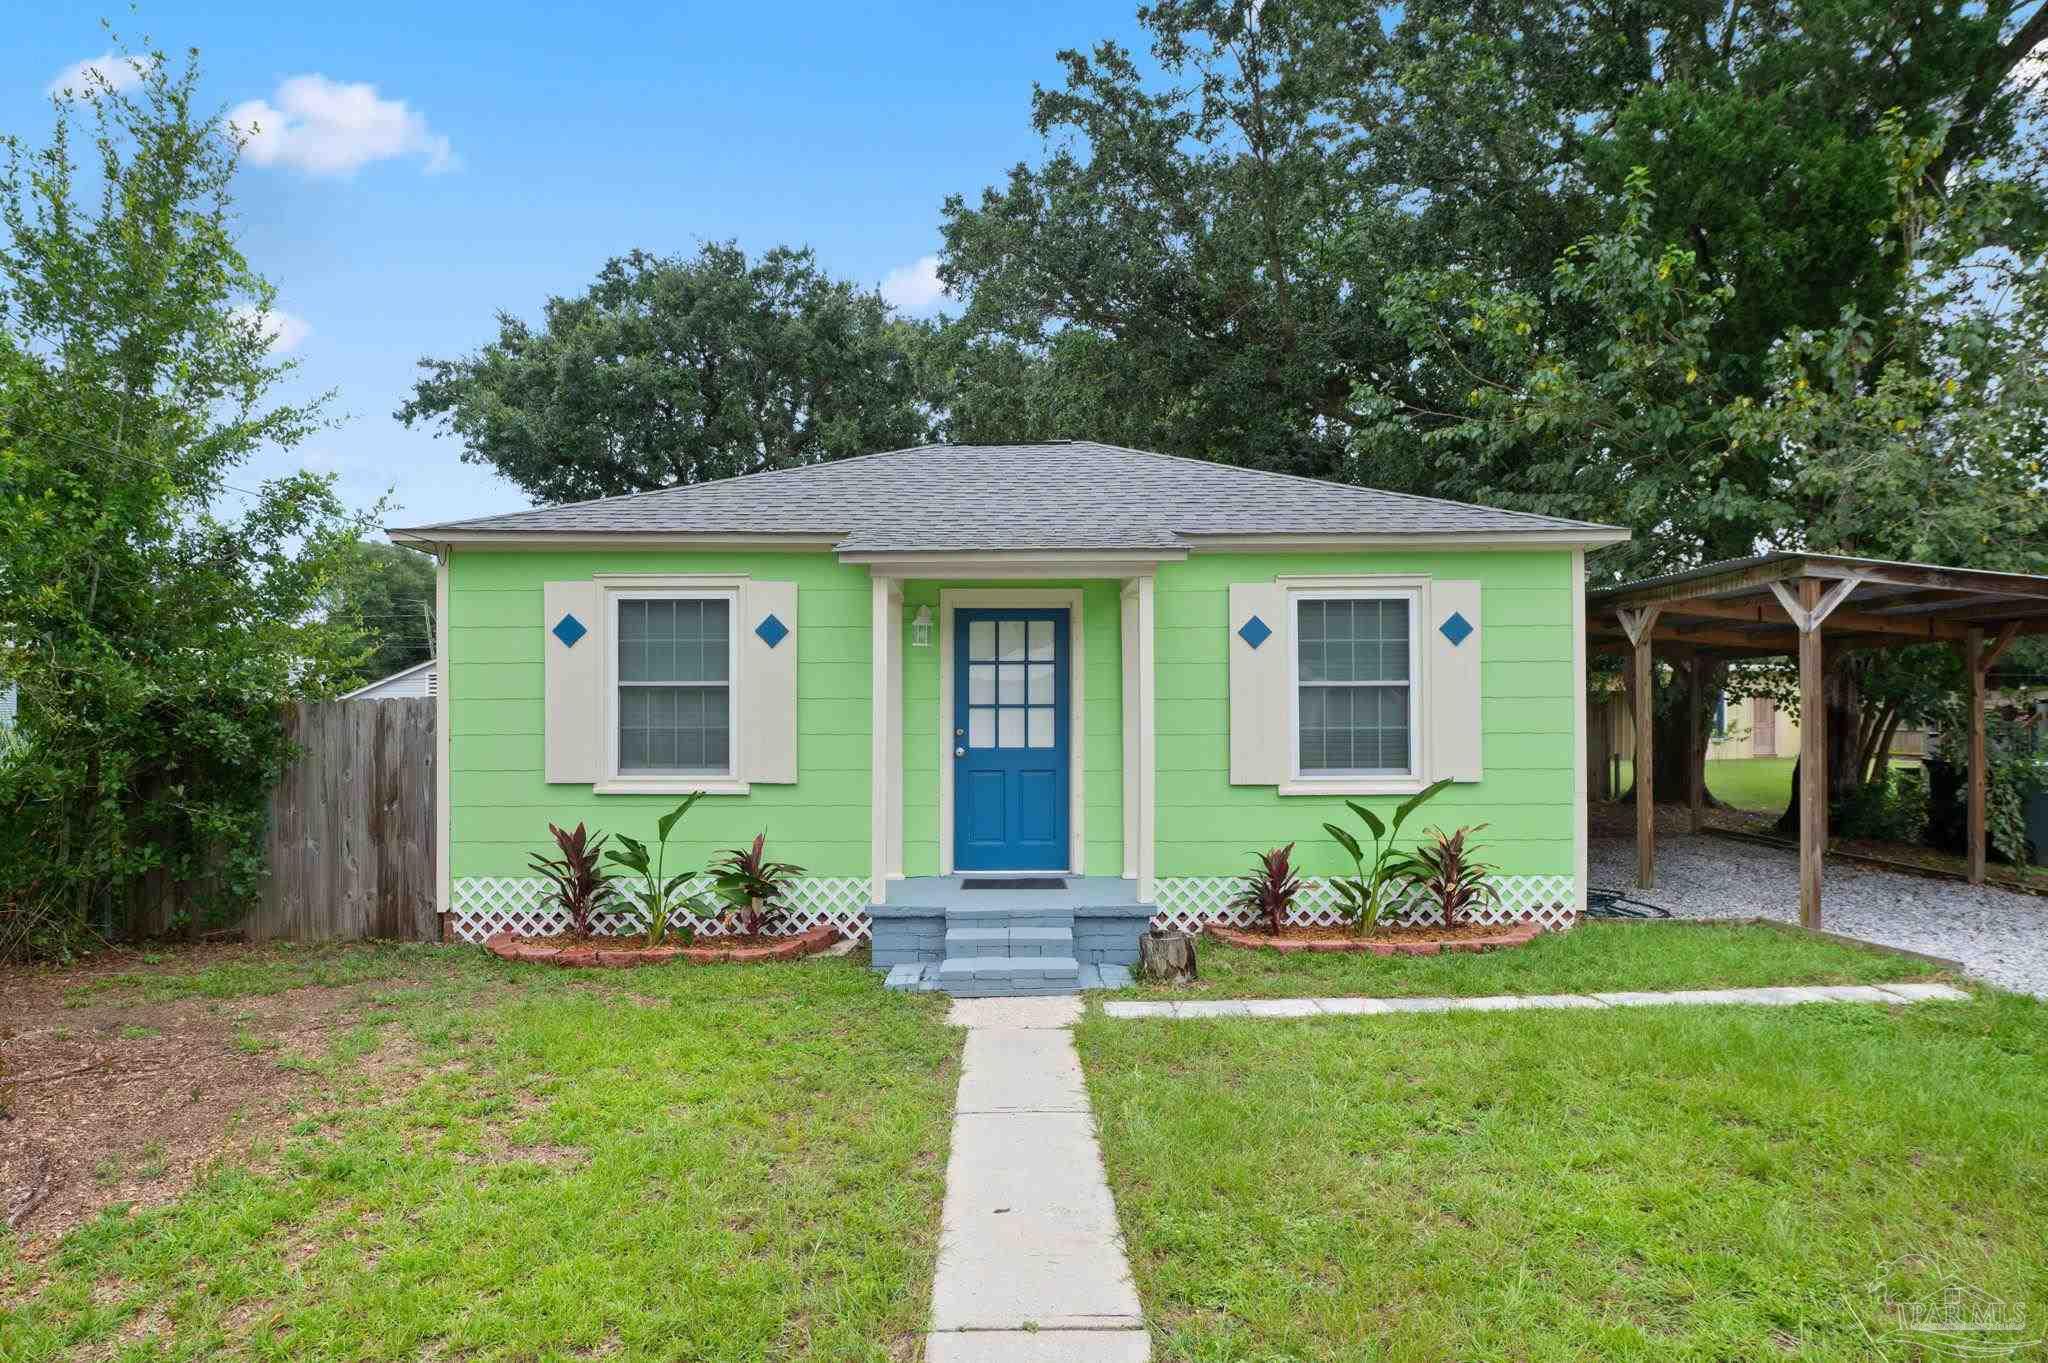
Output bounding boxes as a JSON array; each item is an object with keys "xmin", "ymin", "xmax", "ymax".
[
  {"xmin": 1102, "ymin": 979, "xmax": 1971, "ymax": 1020},
  {"xmin": 927, "ymin": 996, "xmax": 1149, "ymax": 1363}
]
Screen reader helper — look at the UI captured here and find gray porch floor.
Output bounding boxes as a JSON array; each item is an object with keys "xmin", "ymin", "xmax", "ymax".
[{"xmin": 879, "ymin": 875, "xmax": 1145, "ymax": 912}]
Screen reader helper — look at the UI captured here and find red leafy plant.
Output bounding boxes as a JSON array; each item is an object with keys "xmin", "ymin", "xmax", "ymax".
[
  {"xmin": 1403, "ymin": 825, "xmax": 1501, "ymax": 927},
  {"xmin": 708, "ymin": 833, "xmax": 806, "ymax": 935},
  {"xmin": 528, "ymin": 822, "xmax": 614, "ymax": 937},
  {"xmin": 1229, "ymin": 842, "xmax": 1304, "ymax": 934}
]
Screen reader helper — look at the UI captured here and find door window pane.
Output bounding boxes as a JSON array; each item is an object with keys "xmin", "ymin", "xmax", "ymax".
[
  {"xmin": 998, "ymin": 709, "xmax": 1025, "ymax": 748},
  {"xmin": 969, "ymin": 619, "xmax": 996, "ymax": 661},
  {"xmin": 998, "ymin": 664, "xmax": 1026, "ymax": 704},
  {"xmin": 1027, "ymin": 709, "xmax": 1054, "ymax": 748},
  {"xmin": 999, "ymin": 620, "xmax": 1027, "ymax": 661},
  {"xmin": 969, "ymin": 708, "xmax": 995, "ymax": 747},
  {"xmin": 1027, "ymin": 664, "xmax": 1054, "ymax": 704},
  {"xmin": 968, "ymin": 664, "xmax": 995, "ymax": 705},
  {"xmin": 1028, "ymin": 620, "xmax": 1054, "ymax": 659}
]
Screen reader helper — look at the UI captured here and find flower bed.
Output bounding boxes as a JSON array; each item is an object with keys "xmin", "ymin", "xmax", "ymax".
[
  {"xmin": 1205, "ymin": 922, "xmax": 1541, "ymax": 957},
  {"xmin": 485, "ymin": 924, "xmax": 840, "ymax": 969}
]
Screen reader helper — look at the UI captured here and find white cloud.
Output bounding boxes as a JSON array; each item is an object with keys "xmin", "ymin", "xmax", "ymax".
[
  {"xmin": 229, "ymin": 75, "xmax": 455, "ymax": 177},
  {"xmin": 880, "ymin": 254, "xmax": 948, "ymax": 312},
  {"xmin": 46, "ymin": 52, "xmax": 155, "ymax": 98},
  {"xmin": 233, "ymin": 306, "xmax": 312, "ymax": 353}
]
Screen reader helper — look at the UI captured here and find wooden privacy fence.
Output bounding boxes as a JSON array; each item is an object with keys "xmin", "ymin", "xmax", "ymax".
[{"xmin": 253, "ymin": 698, "xmax": 436, "ymax": 942}]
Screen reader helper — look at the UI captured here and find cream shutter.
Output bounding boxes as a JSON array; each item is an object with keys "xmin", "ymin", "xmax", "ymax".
[
  {"xmin": 543, "ymin": 580, "xmax": 604, "ymax": 784},
  {"xmin": 1228, "ymin": 581, "xmax": 1290, "ymax": 785},
  {"xmin": 1427, "ymin": 580, "xmax": 1483, "ymax": 782},
  {"xmin": 740, "ymin": 580, "xmax": 798, "ymax": 784}
]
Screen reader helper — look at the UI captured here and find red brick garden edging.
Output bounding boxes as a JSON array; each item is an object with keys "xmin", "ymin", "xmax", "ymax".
[
  {"xmin": 484, "ymin": 924, "xmax": 839, "ymax": 969},
  {"xmin": 1204, "ymin": 923, "xmax": 1542, "ymax": 957}
]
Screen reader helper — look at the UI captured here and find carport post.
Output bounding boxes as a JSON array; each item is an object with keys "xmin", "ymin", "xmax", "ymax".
[
  {"xmin": 1797, "ymin": 580, "xmax": 1825, "ymax": 929},
  {"xmin": 1616, "ymin": 608, "xmax": 1659, "ymax": 890},
  {"xmin": 1686, "ymin": 649, "xmax": 1706, "ymax": 834},
  {"xmin": 1966, "ymin": 627, "xmax": 1986, "ymax": 886}
]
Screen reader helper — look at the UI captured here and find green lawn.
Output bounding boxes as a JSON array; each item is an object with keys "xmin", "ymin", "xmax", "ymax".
[
  {"xmin": 1125, "ymin": 921, "xmax": 1946, "ymax": 999},
  {"xmin": 1607, "ymin": 756, "xmax": 1796, "ymax": 812},
  {"xmin": 1076, "ymin": 989, "xmax": 2048, "ymax": 1362},
  {"xmin": 2, "ymin": 945, "xmax": 959, "ymax": 1362}
]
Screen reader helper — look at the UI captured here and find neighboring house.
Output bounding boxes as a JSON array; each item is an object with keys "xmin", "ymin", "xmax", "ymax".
[
  {"xmin": 390, "ymin": 440, "xmax": 1628, "ymax": 946},
  {"xmin": 1709, "ymin": 694, "xmax": 1801, "ymax": 760},
  {"xmin": 342, "ymin": 658, "xmax": 439, "ymax": 701}
]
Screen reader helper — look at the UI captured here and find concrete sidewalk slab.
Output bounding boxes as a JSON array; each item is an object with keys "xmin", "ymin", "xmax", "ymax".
[
  {"xmin": 925, "ymin": 1330, "xmax": 1152, "ymax": 1362},
  {"xmin": 1102, "ymin": 980, "xmax": 1971, "ymax": 1020},
  {"xmin": 948, "ymin": 996, "xmax": 1083, "ymax": 1029},
  {"xmin": 955, "ymin": 1027, "xmax": 1091, "ymax": 1115}
]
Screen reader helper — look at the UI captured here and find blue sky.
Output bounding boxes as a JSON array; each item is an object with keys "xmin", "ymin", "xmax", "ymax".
[{"xmin": 11, "ymin": 2, "xmax": 1149, "ymax": 530}]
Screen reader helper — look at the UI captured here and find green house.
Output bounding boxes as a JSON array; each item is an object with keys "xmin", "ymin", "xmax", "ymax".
[{"xmin": 391, "ymin": 440, "xmax": 1626, "ymax": 983}]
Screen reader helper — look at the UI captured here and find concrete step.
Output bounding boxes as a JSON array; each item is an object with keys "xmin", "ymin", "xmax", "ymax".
[
  {"xmin": 937, "ymin": 954, "xmax": 1082, "ymax": 997},
  {"xmin": 944, "ymin": 926, "xmax": 1074, "ymax": 959},
  {"xmin": 944, "ymin": 904, "xmax": 1075, "ymax": 930}
]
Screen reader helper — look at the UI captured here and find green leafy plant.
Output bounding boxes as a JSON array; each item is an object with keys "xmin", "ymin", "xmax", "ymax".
[
  {"xmin": 1321, "ymin": 780, "xmax": 1452, "ymax": 932},
  {"xmin": 603, "ymin": 794, "xmax": 705, "ymax": 946},
  {"xmin": 708, "ymin": 834, "xmax": 806, "ymax": 935},
  {"xmin": 1403, "ymin": 825, "xmax": 1502, "ymax": 928},
  {"xmin": 1229, "ymin": 844, "xmax": 1304, "ymax": 935},
  {"xmin": 528, "ymin": 823, "xmax": 613, "ymax": 937}
]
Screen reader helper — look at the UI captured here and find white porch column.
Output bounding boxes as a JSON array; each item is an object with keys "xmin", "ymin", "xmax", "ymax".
[
  {"xmin": 870, "ymin": 574, "xmax": 903, "ymax": 904},
  {"xmin": 1120, "ymin": 575, "xmax": 1157, "ymax": 900}
]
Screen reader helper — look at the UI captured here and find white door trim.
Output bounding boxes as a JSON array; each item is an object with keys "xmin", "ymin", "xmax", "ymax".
[{"xmin": 938, "ymin": 588, "xmax": 1086, "ymax": 876}]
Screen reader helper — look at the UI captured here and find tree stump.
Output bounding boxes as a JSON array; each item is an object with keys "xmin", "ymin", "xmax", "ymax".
[{"xmin": 1137, "ymin": 928, "xmax": 1198, "ymax": 985}]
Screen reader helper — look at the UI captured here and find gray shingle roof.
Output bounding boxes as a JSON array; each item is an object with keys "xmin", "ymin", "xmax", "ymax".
[{"xmin": 393, "ymin": 441, "xmax": 1622, "ymax": 551}]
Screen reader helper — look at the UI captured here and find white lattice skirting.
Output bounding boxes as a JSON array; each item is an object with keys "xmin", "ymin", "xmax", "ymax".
[
  {"xmin": 1152, "ymin": 874, "xmax": 1580, "ymax": 935},
  {"xmin": 448, "ymin": 876, "xmax": 874, "ymax": 945},
  {"xmin": 450, "ymin": 874, "xmax": 1579, "ymax": 945}
]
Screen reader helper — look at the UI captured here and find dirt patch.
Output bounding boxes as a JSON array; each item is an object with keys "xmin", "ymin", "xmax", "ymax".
[{"xmin": 0, "ymin": 949, "xmax": 425, "ymax": 1249}]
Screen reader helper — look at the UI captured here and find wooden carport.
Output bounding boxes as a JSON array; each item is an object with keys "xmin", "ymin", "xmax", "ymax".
[{"xmin": 1587, "ymin": 552, "xmax": 2048, "ymax": 928}]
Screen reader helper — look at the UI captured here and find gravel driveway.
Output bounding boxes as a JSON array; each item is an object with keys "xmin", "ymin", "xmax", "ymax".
[{"xmin": 1589, "ymin": 832, "xmax": 2048, "ymax": 998}]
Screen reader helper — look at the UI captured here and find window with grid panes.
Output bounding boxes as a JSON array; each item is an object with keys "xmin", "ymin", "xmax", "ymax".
[
  {"xmin": 1294, "ymin": 596, "xmax": 1414, "ymax": 775},
  {"xmin": 616, "ymin": 597, "xmax": 731, "ymax": 774},
  {"xmin": 963, "ymin": 618, "xmax": 1057, "ymax": 749}
]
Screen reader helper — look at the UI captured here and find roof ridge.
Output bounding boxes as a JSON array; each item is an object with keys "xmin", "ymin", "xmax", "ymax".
[{"xmin": 1069, "ymin": 439, "xmax": 1612, "ymax": 531}]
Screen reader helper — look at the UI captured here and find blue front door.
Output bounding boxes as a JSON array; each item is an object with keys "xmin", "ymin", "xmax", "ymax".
[{"xmin": 953, "ymin": 609, "xmax": 1070, "ymax": 871}]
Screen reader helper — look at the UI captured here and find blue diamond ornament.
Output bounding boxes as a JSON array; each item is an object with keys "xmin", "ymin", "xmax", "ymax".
[
  {"xmin": 755, "ymin": 613, "xmax": 790, "ymax": 648},
  {"xmin": 1238, "ymin": 614, "xmax": 1272, "ymax": 649},
  {"xmin": 552, "ymin": 613, "xmax": 587, "ymax": 648},
  {"xmin": 1439, "ymin": 611, "xmax": 1474, "ymax": 647}
]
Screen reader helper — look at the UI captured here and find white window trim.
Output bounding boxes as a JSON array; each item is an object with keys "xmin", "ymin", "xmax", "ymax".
[
  {"xmin": 1282, "ymin": 579, "xmax": 1429, "ymax": 797},
  {"xmin": 595, "ymin": 584, "xmax": 750, "ymax": 796}
]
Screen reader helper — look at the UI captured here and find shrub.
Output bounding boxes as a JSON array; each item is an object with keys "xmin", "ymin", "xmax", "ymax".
[
  {"xmin": 1321, "ymin": 780, "xmax": 1451, "ymax": 932},
  {"xmin": 708, "ymin": 834, "xmax": 805, "ymax": 935},
  {"xmin": 528, "ymin": 823, "xmax": 613, "ymax": 937},
  {"xmin": 1229, "ymin": 844, "xmax": 1303, "ymax": 934},
  {"xmin": 1834, "ymin": 771, "xmax": 1929, "ymax": 845},
  {"xmin": 603, "ymin": 794, "xmax": 705, "ymax": 945},
  {"xmin": 1403, "ymin": 825, "xmax": 1502, "ymax": 927}
]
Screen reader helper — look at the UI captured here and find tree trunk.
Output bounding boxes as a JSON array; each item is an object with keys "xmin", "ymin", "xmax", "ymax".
[
  {"xmin": 1137, "ymin": 929, "xmax": 1198, "ymax": 984},
  {"xmin": 1776, "ymin": 659, "xmax": 1862, "ymax": 834},
  {"xmin": 1624, "ymin": 655, "xmax": 1722, "ymax": 804}
]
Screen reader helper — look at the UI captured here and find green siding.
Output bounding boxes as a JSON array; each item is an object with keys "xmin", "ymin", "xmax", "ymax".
[
  {"xmin": 447, "ymin": 549, "xmax": 875, "ymax": 879},
  {"xmin": 446, "ymin": 545, "xmax": 1576, "ymax": 888},
  {"xmin": 899, "ymin": 581, "xmax": 1126, "ymax": 877},
  {"xmin": 1151, "ymin": 551, "xmax": 1577, "ymax": 880}
]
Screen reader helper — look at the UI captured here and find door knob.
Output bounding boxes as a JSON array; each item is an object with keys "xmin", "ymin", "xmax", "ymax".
[{"xmin": 954, "ymin": 746, "xmax": 966, "ymax": 757}]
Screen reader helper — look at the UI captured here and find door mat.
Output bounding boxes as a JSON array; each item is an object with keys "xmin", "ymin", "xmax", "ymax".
[{"xmin": 961, "ymin": 877, "xmax": 1068, "ymax": 890}]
